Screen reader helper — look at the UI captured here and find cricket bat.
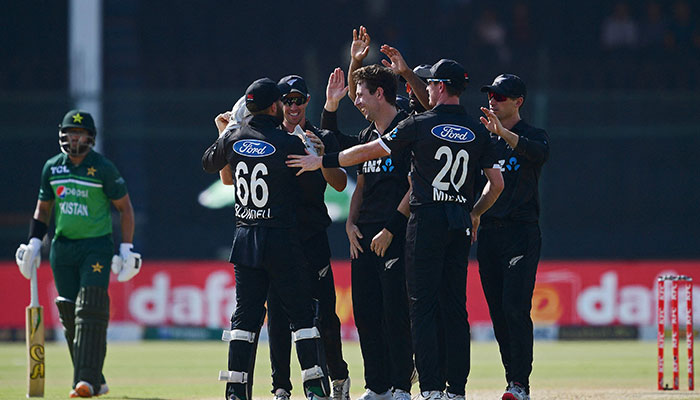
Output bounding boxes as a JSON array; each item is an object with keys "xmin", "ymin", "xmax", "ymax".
[{"xmin": 26, "ymin": 264, "xmax": 44, "ymax": 397}]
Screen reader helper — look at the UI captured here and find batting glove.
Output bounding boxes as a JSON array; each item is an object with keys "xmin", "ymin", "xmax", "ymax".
[
  {"xmin": 15, "ymin": 238, "xmax": 42, "ymax": 279},
  {"xmin": 116, "ymin": 243, "xmax": 142, "ymax": 282}
]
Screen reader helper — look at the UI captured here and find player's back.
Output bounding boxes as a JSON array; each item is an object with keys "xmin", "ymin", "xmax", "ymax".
[
  {"xmin": 226, "ymin": 115, "xmax": 306, "ymax": 229},
  {"xmin": 401, "ymin": 104, "xmax": 494, "ymax": 210}
]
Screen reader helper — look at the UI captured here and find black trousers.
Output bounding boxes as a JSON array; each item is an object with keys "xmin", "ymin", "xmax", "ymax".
[
  {"xmin": 352, "ymin": 223, "xmax": 413, "ymax": 394},
  {"xmin": 228, "ymin": 227, "xmax": 325, "ymax": 399},
  {"xmin": 267, "ymin": 230, "xmax": 349, "ymax": 392},
  {"xmin": 477, "ymin": 222, "xmax": 541, "ymax": 393},
  {"xmin": 405, "ymin": 206, "xmax": 471, "ymax": 395}
]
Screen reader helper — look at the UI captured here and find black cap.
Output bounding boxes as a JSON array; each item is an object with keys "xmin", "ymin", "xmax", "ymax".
[
  {"xmin": 428, "ymin": 59, "xmax": 469, "ymax": 90},
  {"xmin": 245, "ymin": 78, "xmax": 282, "ymax": 112},
  {"xmin": 399, "ymin": 64, "xmax": 432, "ymax": 83},
  {"xmin": 481, "ymin": 74, "xmax": 527, "ymax": 99},
  {"xmin": 413, "ymin": 64, "xmax": 432, "ymax": 81},
  {"xmin": 395, "ymin": 95, "xmax": 411, "ymax": 113},
  {"xmin": 278, "ymin": 75, "xmax": 310, "ymax": 98},
  {"xmin": 59, "ymin": 109, "xmax": 96, "ymax": 136}
]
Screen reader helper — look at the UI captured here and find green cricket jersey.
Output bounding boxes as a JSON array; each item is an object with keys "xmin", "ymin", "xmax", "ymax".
[{"xmin": 38, "ymin": 151, "xmax": 128, "ymax": 240}]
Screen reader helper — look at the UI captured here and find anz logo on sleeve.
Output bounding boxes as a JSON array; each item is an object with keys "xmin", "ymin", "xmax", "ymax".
[
  {"xmin": 497, "ymin": 156, "xmax": 520, "ymax": 172},
  {"xmin": 233, "ymin": 139, "xmax": 276, "ymax": 157},
  {"xmin": 362, "ymin": 157, "xmax": 395, "ymax": 174},
  {"xmin": 431, "ymin": 124, "xmax": 475, "ymax": 143}
]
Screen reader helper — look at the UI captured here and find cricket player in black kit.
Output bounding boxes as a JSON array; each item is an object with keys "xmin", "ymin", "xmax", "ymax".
[
  {"xmin": 322, "ymin": 64, "xmax": 415, "ymax": 400},
  {"xmin": 202, "ymin": 78, "xmax": 330, "ymax": 400},
  {"xmin": 288, "ymin": 60, "xmax": 504, "ymax": 400},
  {"xmin": 477, "ymin": 74, "xmax": 549, "ymax": 400},
  {"xmin": 265, "ymin": 75, "xmax": 351, "ymax": 400}
]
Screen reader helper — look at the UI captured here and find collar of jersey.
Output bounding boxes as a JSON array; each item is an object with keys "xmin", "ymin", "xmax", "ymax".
[{"xmin": 431, "ymin": 104, "xmax": 466, "ymax": 114}]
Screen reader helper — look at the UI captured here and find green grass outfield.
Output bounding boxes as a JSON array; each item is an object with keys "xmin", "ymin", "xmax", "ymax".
[{"xmin": 1, "ymin": 340, "xmax": 698, "ymax": 400}]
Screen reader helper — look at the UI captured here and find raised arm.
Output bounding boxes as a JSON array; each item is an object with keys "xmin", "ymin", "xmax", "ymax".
[
  {"xmin": 380, "ymin": 44, "xmax": 430, "ymax": 110},
  {"xmin": 348, "ymin": 26, "xmax": 370, "ymax": 102}
]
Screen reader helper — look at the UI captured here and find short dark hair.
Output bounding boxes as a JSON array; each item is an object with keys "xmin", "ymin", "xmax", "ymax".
[
  {"xmin": 444, "ymin": 84, "xmax": 464, "ymax": 97},
  {"xmin": 250, "ymin": 99, "xmax": 279, "ymax": 116},
  {"xmin": 352, "ymin": 65, "xmax": 397, "ymax": 106}
]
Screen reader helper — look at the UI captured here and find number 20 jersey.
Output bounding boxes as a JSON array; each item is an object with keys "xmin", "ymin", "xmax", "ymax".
[{"xmin": 380, "ymin": 104, "xmax": 499, "ymax": 210}]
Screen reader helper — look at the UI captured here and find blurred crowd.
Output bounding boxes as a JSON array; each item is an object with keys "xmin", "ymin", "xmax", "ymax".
[{"xmin": 2, "ymin": 0, "xmax": 699, "ymax": 92}]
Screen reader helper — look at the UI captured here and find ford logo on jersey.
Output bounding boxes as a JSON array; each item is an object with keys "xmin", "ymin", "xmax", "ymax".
[
  {"xmin": 232, "ymin": 139, "xmax": 276, "ymax": 157},
  {"xmin": 431, "ymin": 124, "xmax": 475, "ymax": 143}
]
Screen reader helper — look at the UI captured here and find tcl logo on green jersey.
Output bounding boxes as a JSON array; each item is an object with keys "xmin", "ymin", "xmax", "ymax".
[
  {"xmin": 50, "ymin": 166, "xmax": 70, "ymax": 174},
  {"xmin": 59, "ymin": 202, "xmax": 89, "ymax": 216}
]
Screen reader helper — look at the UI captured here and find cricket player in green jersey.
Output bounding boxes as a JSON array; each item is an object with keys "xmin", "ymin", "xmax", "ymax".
[{"xmin": 15, "ymin": 109, "xmax": 142, "ymax": 398}]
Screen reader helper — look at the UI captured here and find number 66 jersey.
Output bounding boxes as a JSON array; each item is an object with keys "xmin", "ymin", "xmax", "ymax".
[
  {"xmin": 380, "ymin": 104, "xmax": 499, "ymax": 211},
  {"xmin": 202, "ymin": 114, "xmax": 310, "ymax": 229}
]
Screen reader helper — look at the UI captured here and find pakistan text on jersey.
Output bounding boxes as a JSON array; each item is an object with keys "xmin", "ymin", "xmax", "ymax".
[
  {"xmin": 235, "ymin": 203, "xmax": 272, "ymax": 220},
  {"xmin": 59, "ymin": 202, "xmax": 89, "ymax": 216},
  {"xmin": 432, "ymin": 187, "xmax": 467, "ymax": 203}
]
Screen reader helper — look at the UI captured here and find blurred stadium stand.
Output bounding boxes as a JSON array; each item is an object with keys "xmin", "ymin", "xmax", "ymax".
[{"xmin": 1, "ymin": 0, "xmax": 699, "ymax": 259}]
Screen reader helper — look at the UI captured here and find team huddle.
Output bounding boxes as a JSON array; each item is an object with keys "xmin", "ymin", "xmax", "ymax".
[
  {"xmin": 203, "ymin": 26, "xmax": 549, "ymax": 400},
  {"xmin": 14, "ymin": 25, "xmax": 548, "ymax": 400}
]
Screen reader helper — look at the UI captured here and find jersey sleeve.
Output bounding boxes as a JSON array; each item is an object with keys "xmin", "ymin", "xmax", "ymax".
[
  {"xmin": 479, "ymin": 135, "xmax": 501, "ymax": 170},
  {"xmin": 380, "ymin": 116, "xmax": 417, "ymax": 155},
  {"xmin": 38, "ymin": 160, "xmax": 54, "ymax": 201},
  {"xmin": 318, "ymin": 129, "xmax": 341, "ymax": 154},
  {"xmin": 202, "ymin": 130, "xmax": 233, "ymax": 173},
  {"xmin": 321, "ymin": 109, "xmax": 359, "ymax": 150},
  {"xmin": 101, "ymin": 158, "xmax": 128, "ymax": 200},
  {"xmin": 515, "ymin": 127, "xmax": 550, "ymax": 165}
]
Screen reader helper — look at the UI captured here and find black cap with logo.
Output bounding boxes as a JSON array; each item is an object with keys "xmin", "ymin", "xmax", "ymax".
[
  {"xmin": 278, "ymin": 75, "xmax": 310, "ymax": 98},
  {"xmin": 428, "ymin": 59, "xmax": 469, "ymax": 90},
  {"xmin": 59, "ymin": 109, "xmax": 96, "ymax": 136},
  {"xmin": 245, "ymin": 78, "xmax": 282, "ymax": 112},
  {"xmin": 480, "ymin": 74, "xmax": 527, "ymax": 99}
]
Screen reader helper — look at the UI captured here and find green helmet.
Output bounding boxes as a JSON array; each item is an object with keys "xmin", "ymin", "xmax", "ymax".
[{"xmin": 58, "ymin": 109, "xmax": 96, "ymax": 156}]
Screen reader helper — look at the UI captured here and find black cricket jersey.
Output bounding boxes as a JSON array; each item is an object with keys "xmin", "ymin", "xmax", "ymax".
[
  {"xmin": 202, "ymin": 114, "xmax": 311, "ymax": 229},
  {"xmin": 482, "ymin": 120, "xmax": 549, "ymax": 224},
  {"xmin": 356, "ymin": 111, "xmax": 411, "ymax": 225},
  {"xmin": 320, "ymin": 109, "xmax": 360, "ymax": 150},
  {"xmin": 289, "ymin": 120, "xmax": 341, "ymax": 240},
  {"xmin": 380, "ymin": 104, "xmax": 499, "ymax": 211}
]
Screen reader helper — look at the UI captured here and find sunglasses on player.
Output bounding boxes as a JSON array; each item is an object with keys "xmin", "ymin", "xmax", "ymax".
[
  {"xmin": 427, "ymin": 78, "xmax": 452, "ymax": 84},
  {"xmin": 488, "ymin": 92, "xmax": 510, "ymax": 102},
  {"xmin": 282, "ymin": 96, "xmax": 307, "ymax": 106}
]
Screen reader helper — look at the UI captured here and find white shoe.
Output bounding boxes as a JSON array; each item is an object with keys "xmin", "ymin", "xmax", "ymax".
[
  {"xmin": 502, "ymin": 382, "xmax": 530, "ymax": 400},
  {"xmin": 414, "ymin": 391, "xmax": 444, "ymax": 400},
  {"xmin": 274, "ymin": 388, "xmax": 291, "ymax": 400},
  {"xmin": 332, "ymin": 378, "xmax": 351, "ymax": 400},
  {"xmin": 444, "ymin": 392, "xmax": 464, "ymax": 400},
  {"xmin": 69, "ymin": 381, "xmax": 94, "ymax": 398},
  {"xmin": 393, "ymin": 389, "xmax": 411, "ymax": 400},
  {"xmin": 358, "ymin": 389, "xmax": 393, "ymax": 400},
  {"xmin": 96, "ymin": 383, "xmax": 109, "ymax": 396}
]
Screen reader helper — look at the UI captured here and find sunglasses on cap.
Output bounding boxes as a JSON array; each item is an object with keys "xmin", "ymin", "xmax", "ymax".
[
  {"xmin": 488, "ymin": 92, "xmax": 509, "ymax": 102},
  {"xmin": 427, "ymin": 78, "xmax": 451, "ymax": 84},
  {"xmin": 282, "ymin": 96, "xmax": 307, "ymax": 106}
]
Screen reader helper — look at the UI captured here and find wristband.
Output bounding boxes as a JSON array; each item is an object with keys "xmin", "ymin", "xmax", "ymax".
[
  {"xmin": 384, "ymin": 210, "xmax": 408, "ymax": 236},
  {"xmin": 322, "ymin": 153, "xmax": 340, "ymax": 168},
  {"xmin": 28, "ymin": 218, "xmax": 48, "ymax": 241}
]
